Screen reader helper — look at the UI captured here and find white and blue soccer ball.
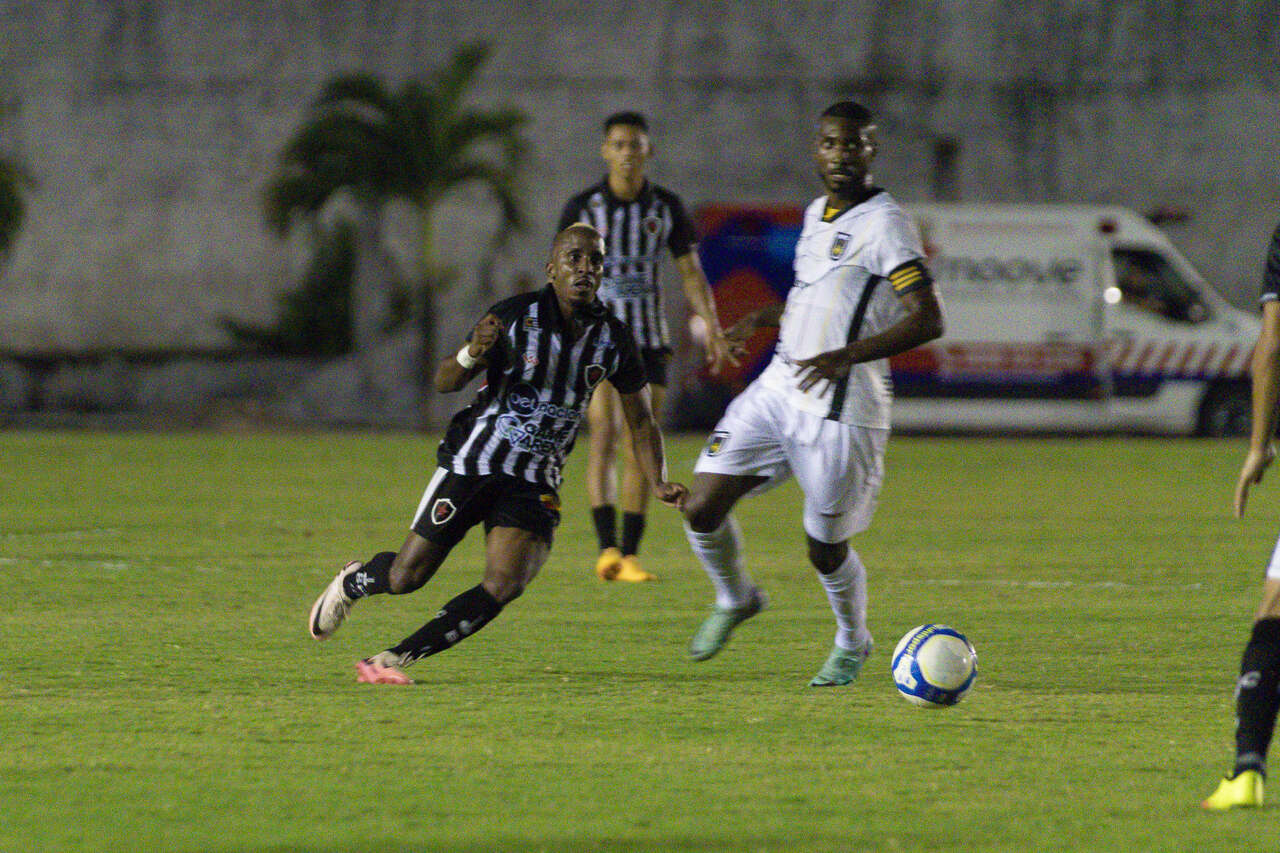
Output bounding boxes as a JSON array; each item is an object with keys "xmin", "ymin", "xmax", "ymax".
[{"xmin": 891, "ymin": 624, "xmax": 978, "ymax": 708}]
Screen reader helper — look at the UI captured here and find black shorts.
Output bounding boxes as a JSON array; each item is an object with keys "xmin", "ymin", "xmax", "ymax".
[
  {"xmin": 411, "ymin": 470, "xmax": 560, "ymax": 549},
  {"xmin": 639, "ymin": 348, "xmax": 670, "ymax": 387}
]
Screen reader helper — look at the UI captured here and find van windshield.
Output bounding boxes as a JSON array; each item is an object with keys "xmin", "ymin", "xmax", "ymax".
[{"xmin": 1111, "ymin": 248, "xmax": 1210, "ymax": 324}]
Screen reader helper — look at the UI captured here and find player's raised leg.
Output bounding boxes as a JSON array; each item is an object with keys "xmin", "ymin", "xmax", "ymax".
[
  {"xmin": 1204, "ymin": 579, "xmax": 1280, "ymax": 809},
  {"xmin": 793, "ymin": 423, "xmax": 883, "ymax": 686},
  {"xmin": 308, "ymin": 533, "xmax": 450, "ymax": 640},
  {"xmin": 308, "ymin": 472, "xmax": 456, "ymax": 640},
  {"xmin": 357, "ymin": 526, "xmax": 550, "ymax": 685},
  {"xmin": 683, "ymin": 471, "xmax": 769, "ymax": 661},
  {"xmin": 807, "ymin": 538, "xmax": 872, "ymax": 686}
]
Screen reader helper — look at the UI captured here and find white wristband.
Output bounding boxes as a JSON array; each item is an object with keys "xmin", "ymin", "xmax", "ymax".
[{"xmin": 456, "ymin": 345, "xmax": 479, "ymax": 369}]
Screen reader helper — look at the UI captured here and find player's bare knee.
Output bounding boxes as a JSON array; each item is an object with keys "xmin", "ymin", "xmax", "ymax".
[
  {"xmin": 683, "ymin": 495, "xmax": 726, "ymax": 533},
  {"xmin": 808, "ymin": 537, "xmax": 848, "ymax": 574},
  {"xmin": 481, "ymin": 574, "xmax": 525, "ymax": 604},
  {"xmin": 387, "ymin": 563, "xmax": 421, "ymax": 595}
]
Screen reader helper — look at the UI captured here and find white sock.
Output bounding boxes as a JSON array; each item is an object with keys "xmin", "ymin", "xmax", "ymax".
[
  {"xmin": 819, "ymin": 548, "xmax": 871, "ymax": 652},
  {"xmin": 684, "ymin": 515, "xmax": 754, "ymax": 609}
]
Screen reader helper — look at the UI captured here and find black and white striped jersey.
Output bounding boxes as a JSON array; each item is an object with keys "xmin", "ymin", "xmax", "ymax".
[
  {"xmin": 438, "ymin": 285, "xmax": 647, "ymax": 490},
  {"xmin": 1261, "ymin": 220, "xmax": 1280, "ymax": 305},
  {"xmin": 557, "ymin": 178, "xmax": 698, "ymax": 351}
]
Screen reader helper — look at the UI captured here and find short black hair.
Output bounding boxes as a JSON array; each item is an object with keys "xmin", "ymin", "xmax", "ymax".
[
  {"xmin": 820, "ymin": 101, "xmax": 874, "ymax": 128},
  {"xmin": 603, "ymin": 111, "xmax": 649, "ymax": 134}
]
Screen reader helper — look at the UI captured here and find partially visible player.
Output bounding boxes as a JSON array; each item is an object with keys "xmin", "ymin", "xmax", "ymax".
[
  {"xmin": 559, "ymin": 111, "xmax": 735, "ymax": 583},
  {"xmin": 1203, "ymin": 219, "xmax": 1280, "ymax": 810},
  {"xmin": 306, "ymin": 223, "xmax": 687, "ymax": 684},
  {"xmin": 676, "ymin": 101, "xmax": 945, "ymax": 686}
]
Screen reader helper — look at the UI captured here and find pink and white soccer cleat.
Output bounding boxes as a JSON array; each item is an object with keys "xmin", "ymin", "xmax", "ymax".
[{"xmin": 355, "ymin": 653, "xmax": 414, "ymax": 686}]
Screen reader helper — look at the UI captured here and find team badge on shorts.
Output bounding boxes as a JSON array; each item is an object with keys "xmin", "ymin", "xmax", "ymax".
[
  {"xmin": 706, "ymin": 430, "xmax": 730, "ymax": 456},
  {"xmin": 430, "ymin": 498, "xmax": 457, "ymax": 525},
  {"xmin": 585, "ymin": 364, "xmax": 606, "ymax": 388},
  {"xmin": 540, "ymin": 493, "xmax": 561, "ymax": 512},
  {"xmin": 830, "ymin": 232, "xmax": 851, "ymax": 260}
]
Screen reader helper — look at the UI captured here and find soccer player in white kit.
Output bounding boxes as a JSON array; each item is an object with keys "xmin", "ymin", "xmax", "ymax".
[{"xmin": 678, "ymin": 101, "xmax": 945, "ymax": 686}]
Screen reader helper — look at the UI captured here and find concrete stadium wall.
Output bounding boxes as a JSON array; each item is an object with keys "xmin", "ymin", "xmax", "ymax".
[{"xmin": 0, "ymin": 1, "xmax": 1277, "ymax": 364}]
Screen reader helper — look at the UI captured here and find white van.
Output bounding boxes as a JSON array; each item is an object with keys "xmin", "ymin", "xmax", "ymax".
[{"xmin": 891, "ymin": 204, "xmax": 1258, "ymax": 435}]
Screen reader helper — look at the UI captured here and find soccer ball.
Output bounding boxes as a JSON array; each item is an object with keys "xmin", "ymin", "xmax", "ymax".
[{"xmin": 891, "ymin": 624, "xmax": 978, "ymax": 708}]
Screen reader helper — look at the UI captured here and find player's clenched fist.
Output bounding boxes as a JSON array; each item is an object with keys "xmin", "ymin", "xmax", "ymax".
[
  {"xmin": 467, "ymin": 313, "xmax": 504, "ymax": 358},
  {"xmin": 653, "ymin": 480, "xmax": 689, "ymax": 509}
]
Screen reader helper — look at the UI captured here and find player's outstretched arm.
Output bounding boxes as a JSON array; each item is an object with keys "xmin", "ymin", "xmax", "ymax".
[
  {"xmin": 434, "ymin": 313, "xmax": 504, "ymax": 393},
  {"xmin": 675, "ymin": 251, "xmax": 739, "ymax": 375},
  {"xmin": 722, "ymin": 304, "xmax": 785, "ymax": 361},
  {"xmin": 1235, "ymin": 301, "xmax": 1280, "ymax": 517},
  {"xmin": 618, "ymin": 385, "xmax": 688, "ymax": 508},
  {"xmin": 795, "ymin": 284, "xmax": 944, "ymax": 393}
]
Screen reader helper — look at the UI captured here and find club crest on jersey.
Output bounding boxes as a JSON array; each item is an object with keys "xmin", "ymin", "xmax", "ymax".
[
  {"xmin": 523, "ymin": 352, "xmax": 539, "ymax": 366},
  {"xmin": 642, "ymin": 215, "xmax": 663, "ymax": 236},
  {"xmin": 584, "ymin": 363, "xmax": 606, "ymax": 388},
  {"xmin": 430, "ymin": 498, "xmax": 456, "ymax": 526},
  {"xmin": 830, "ymin": 231, "xmax": 851, "ymax": 260},
  {"xmin": 706, "ymin": 430, "xmax": 730, "ymax": 457},
  {"xmin": 523, "ymin": 315, "xmax": 539, "ymax": 331}
]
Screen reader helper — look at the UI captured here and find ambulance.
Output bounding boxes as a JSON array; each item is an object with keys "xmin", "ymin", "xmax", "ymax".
[{"xmin": 890, "ymin": 204, "xmax": 1258, "ymax": 435}]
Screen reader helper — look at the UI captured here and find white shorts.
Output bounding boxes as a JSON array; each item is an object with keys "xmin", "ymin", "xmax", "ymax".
[
  {"xmin": 693, "ymin": 380, "xmax": 889, "ymax": 543},
  {"xmin": 1266, "ymin": 536, "xmax": 1280, "ymax": 579}
]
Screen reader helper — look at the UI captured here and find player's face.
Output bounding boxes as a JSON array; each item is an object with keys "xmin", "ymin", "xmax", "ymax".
[
  {"xmin": 547, "ymin": 231, "xmax": 606, "ymax": 312},
  {"xmin": 814, "ymin": 117, "xmax": 877, "ymax": 200},
  {"xmin": 601, "ymin": 124, "xmax": 651, "ymax": 179}
]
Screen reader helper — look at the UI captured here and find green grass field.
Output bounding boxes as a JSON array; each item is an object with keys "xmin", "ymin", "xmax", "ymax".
[{"xmin": 4, "ymin": 430, "xmax": 1280, "ymax": 851}]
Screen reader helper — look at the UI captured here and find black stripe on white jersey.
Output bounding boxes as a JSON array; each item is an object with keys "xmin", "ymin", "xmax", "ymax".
[
  {"xmin": 574, "ymin": 195, "xmax": 668, "ymax": 350},
  {"xmin": 826, "ymin": 276, "xmax": 882, "ymax": 420},
  {"xmin": 450, "ymin": 321, "xmax": 520, "ymax": 474}
]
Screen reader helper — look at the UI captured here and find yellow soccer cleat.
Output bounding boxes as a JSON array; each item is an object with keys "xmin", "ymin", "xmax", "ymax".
[
  {"xmin": 614, "ymin": 555, "xmax": 657, "ymax": 582},
  {"xmin": 1201, "ymin": 770, "xmax": 1264, "ymax": 811},
  {"xmin": 594, "ymin": 547, "xmax": 624, "ymax": 580}
]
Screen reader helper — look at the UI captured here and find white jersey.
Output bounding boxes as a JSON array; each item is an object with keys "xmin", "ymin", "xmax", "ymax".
[{"xmin": 758, "ymin": 190, "xmax": 925, "ymax": 429}]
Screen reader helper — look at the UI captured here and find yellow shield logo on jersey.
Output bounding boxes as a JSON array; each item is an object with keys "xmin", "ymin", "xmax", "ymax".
[
  {"xmin": 706, "ymin": 430, "xmax": 730, "ymax": 457},
  {"xmin": 830, "ymin": 231, "xmax": 851, "ymax": 260}
]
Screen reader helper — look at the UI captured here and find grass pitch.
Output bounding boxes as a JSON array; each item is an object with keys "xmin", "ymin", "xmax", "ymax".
[{"xmin": 4, "ymin": 431, "xmax": 1280, "ymax": 851}]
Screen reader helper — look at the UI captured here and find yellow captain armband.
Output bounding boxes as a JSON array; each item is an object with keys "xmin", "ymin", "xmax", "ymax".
[{"xmin": 887, "ymin": 260, "xmax": 931, "ymax": 295}]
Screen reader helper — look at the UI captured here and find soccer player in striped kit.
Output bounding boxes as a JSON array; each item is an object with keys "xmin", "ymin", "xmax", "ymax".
[
  {"xmin": 1203, "ymin": 219, "xmax": 1280, "ymax": 809},
  {"xmin": 306, "ymin": 223, "xmax": 688, "ymax": 684},
  {"xmin": 559, "ymin": 112, "xmax": 735, "ymax": 583},
  {"xmin": 677, "ymin": 101, "xmax": 945, "ymax": 686}
]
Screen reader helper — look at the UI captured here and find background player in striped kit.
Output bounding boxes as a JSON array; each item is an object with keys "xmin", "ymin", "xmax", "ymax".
[
  {"xmin": 306, "ymin": 223, "xmax": 688, "ymax": 684},
  {"xmin": 676, "ymin": 101, "xmax": 945, "ymax": 686},
  {"xmin": 559, "ymin": 111, "xmax": 735, "ymax": 583},
  {"xmin": 1203, "ymin": 220, "xmax": 1280, "ymax": 810}
]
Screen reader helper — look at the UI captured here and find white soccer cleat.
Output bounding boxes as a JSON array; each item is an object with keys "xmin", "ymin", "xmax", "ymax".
[{"xmin": 308, "ymin": 560, "xmax": 361, "ymax": 640}]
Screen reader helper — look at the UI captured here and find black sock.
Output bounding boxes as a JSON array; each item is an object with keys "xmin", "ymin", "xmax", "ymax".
[
  {"xmin": 342, "ymin": 551, "xmax": 394, "ymax": 599},
  {"xmin": 621, "ymin": 512, "xmax": 646, "ymax": 557},
  {"xmin": 387, "ymin": 584, "xmax": 504, "ymax": 664},
  {"xmin": 592, "ymin": 505, "xmax": 617, "ymax": 551},
  {"xmin": 1233, "ymin": 617, "xmax": 1280, "ymax": 777}
]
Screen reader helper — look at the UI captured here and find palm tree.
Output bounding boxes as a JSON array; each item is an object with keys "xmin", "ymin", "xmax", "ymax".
[
  {"xmin": 0, "ymin": 154, "xmax": 27, "ymax": 259},
  {"xmin": 262, "ymin": 42, "xmax": 529, "ymax": 387}
]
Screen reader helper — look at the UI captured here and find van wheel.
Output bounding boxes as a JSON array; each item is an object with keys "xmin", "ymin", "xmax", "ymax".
[{"xmin": 1197, "ymin": 383, "xmax": 1250, "ymax": 437}]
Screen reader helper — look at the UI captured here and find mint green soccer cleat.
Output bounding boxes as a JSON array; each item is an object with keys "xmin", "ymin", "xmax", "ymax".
[
  {"xmin": 809, "ymin": 642, "xmax": 872, "ymax": 687},
  {"xmin": 688, "ymin": 588, "xmax": 767, "ymax": 661}
]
